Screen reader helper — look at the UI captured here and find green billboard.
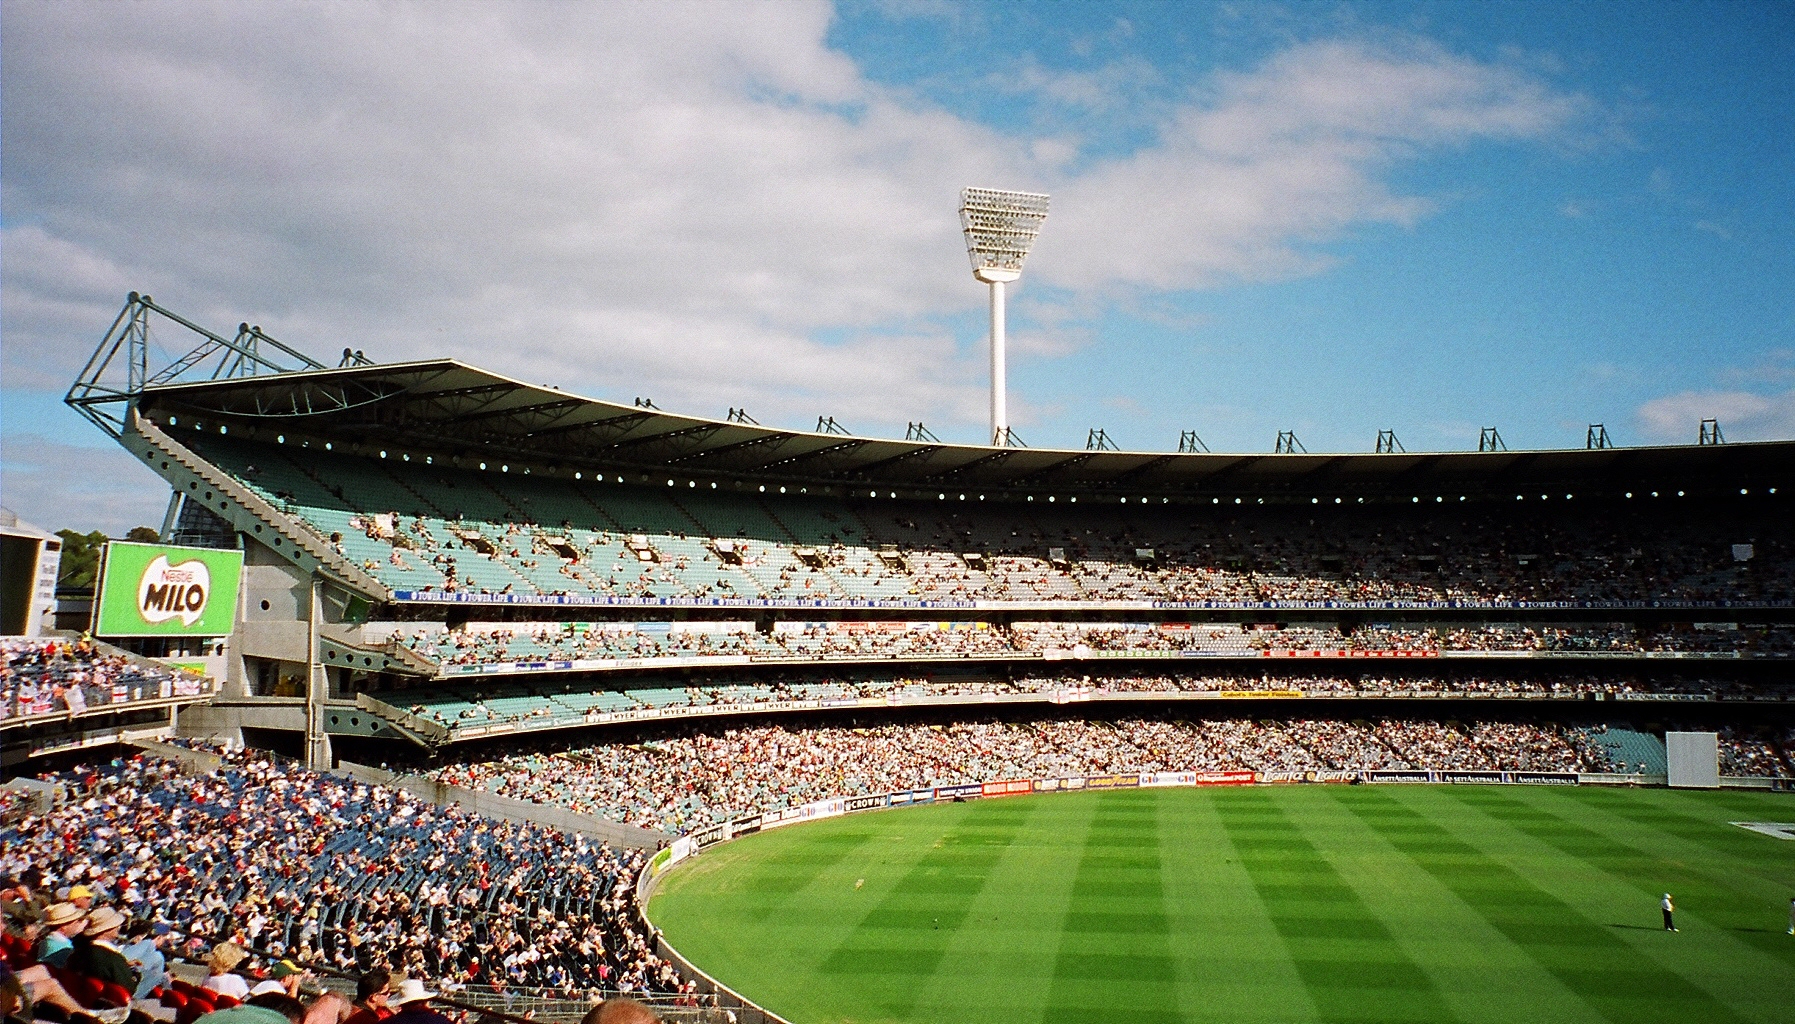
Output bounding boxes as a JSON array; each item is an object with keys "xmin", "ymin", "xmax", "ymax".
[{"xmin": 95, "ymin": 541, "xmax": 243, "ymax": 637}]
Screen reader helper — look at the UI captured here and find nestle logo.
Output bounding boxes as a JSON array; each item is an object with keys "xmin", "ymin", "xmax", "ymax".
[{"xmin": 137, "ymin": 555, "xmax": 211, "ymax": 627}]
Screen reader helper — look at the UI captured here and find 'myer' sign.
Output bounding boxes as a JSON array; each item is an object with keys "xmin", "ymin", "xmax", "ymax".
[{"xmin": 96, "ymin": 541, "xmax": 243, "ymax": 637}]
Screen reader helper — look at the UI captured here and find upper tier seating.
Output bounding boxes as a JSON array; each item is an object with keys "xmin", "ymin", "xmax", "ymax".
[{"xmin": 180, "ymin": 432, "xmax": 1791, "ymax": 607}]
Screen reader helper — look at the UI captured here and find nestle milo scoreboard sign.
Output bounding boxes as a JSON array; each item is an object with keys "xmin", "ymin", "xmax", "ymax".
[{"xmin": 95, "ymin": 541, "xmax": 243, "ymax": 637}]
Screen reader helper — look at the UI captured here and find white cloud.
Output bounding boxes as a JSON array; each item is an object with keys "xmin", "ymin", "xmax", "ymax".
[
  {"xmin": 1636, "ymin": 389, "xmax": 1795, "ymax": 444},
  {"xmin": 2, "ymin": 3, "xmax": 1584, "ymax": 443},
  {"xmin": 1005, "ymin": 55, "xmax": 1164, "ymax": 112},
  {"xmin": 1036, "ymin": 39, "xmax": 1586, "ymax": 292},
  {"xmin": 0, "ymin": 433, "xmax": 170, "ymax": 537}
]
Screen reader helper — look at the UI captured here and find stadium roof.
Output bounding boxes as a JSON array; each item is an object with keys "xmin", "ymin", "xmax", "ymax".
[{"xmin": 132, "ymin": 359, "xmax": 1795, "ymax": 501}]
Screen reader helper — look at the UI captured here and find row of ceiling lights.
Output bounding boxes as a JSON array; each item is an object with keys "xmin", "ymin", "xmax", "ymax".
[{"xmin": 177, "ymin": 417, "xmax": 1778, "ymax": 505}]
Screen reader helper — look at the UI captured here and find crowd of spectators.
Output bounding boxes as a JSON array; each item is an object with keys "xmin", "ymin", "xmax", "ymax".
[
  {"xmin": 0, "ymin": 746, "xmax": 680, "ymax": 1005},
  {"xmin": 388, "ymin": 621, "xmax": 1793, "ymax": 671},
  {"xmin": 377, "ymin": 665, "xmax": 1791, "ymax": 735},
  {"xmin": 1717, "ymin": 726, "xmax": 1795, "ymax": 777},
  {"xmin": 432, "ymin": 716, "xmax": 1649, "ymax": 833},
  {"xmin": 1, "ymin": 637, "xmax": 208, "ymax": 723}
]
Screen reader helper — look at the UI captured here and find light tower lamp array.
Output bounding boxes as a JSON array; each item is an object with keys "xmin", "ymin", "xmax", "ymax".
[{"xmin": 960, "ymin": 187, "xmax": 1050, "ymax": 447}]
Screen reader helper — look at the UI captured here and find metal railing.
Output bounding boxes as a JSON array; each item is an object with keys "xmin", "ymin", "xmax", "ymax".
[{"xmin": 181, "ymin": 934, "xmax": 725, "ymax": 1024}]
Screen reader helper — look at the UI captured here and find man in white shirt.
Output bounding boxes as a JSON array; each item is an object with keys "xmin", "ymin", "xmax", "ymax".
[
  {"xmin": 249, "ymin": 961, "xmax": 309, "ymax": 998},
  {"xmin": 1661, "ymin": 893, "xmax": 1676, "ymax": 932}
]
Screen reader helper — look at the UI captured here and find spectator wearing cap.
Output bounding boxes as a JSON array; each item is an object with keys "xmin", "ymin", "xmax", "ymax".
[
  {"xmin": 251, "ymin": 962, "xmax": 309, "ymax": 999},
  {"xmin": 66, "ymin": 885, "xmax": 96, "ymax": 912},
  {"xmin": 204, "ymin": 942, "xmax": 252, "ymax": 1000},
  {"xmin": 384, "ymin": 979, "xmax": 453, "ymax": 1024},
  {"xmin": 341, "ymin": 970, "xmax": 394, "ymax": 1024},
  {"xmin": 119, "ymin": 920, "xmax": 173, "ymax": 999},
  {"xmin": 34, "ymin": 903, "xmax": 85, "ymax": 968},
  {"xmin": 67, "ymin": 906, "xmax": 137, "ymax": 991}
]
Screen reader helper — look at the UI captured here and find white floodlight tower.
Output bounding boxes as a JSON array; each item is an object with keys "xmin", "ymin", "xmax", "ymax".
[{"xmin": 961, "ymin": 187, "xmax": 1049, "ymax": 446}]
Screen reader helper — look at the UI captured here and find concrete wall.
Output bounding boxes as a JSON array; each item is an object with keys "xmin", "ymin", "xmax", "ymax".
[{"xmin": 131, "ymin": 738, "xmax": 226, "ymax": 772}]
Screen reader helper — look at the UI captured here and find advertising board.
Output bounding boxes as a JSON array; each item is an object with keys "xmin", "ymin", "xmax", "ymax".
[
  {"xmin": 1084, "ymin": 774, "xmax": 1141, "ymax": 789},
  {"xmin": 95, "ymin": 541, "xmax": 243, "ymax": 637},
  {"xmin": 1364, "ymin": 771, "xmax": 1434, "ymax": 784},
  {"xmin": 1193, "ymin": 771, "xmax": 1257, "ymax": 785},
  {"xmin": 980, "ymin": 779, "xmax": 1034, "ymax": 797}
]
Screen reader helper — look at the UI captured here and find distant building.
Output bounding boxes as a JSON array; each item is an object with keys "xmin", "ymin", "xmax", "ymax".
[{"xmin": 0, "ymin": 508, "xmax": 62, "ymax": 636}]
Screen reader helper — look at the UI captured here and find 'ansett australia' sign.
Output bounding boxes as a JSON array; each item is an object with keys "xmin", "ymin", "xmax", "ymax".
[{"xmin": 96, "ymin": 542, "xmax": 243, "ymax": 637}]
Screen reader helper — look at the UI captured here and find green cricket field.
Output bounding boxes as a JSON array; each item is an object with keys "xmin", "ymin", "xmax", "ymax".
[{"xmin": 648, "ymin": 785, "xmax": 1795, "ymax": 1024}]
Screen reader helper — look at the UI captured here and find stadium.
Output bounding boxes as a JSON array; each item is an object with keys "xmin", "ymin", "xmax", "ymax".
[{"xmin": 3, "ymin": 278, "xmax": 1792, "ymax": 1024}]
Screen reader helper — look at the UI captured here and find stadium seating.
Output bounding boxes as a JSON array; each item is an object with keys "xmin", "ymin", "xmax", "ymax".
[
  {"xmin": 1, "ymin": 636, "xmax": 211, "ymax": 722},
  {"xmin": 1579, "ymin": 725, "xmax": 1669, "ymax": 775},
  {"xmin": 0, "ymin": 745, "xmax": 683, "ymax": 999},
  {"xmin": 179, "ymin": 432, "xmax": 1792, "ymax": 608}
]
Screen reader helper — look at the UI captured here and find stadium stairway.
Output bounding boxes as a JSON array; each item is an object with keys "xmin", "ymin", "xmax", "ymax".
[
  {"xmin": 125, "ymin": 411, "xmax": 389, "ymax": 599},
  {"xmin": 317, "ymin": 628, "xmax": 439, "ymax": 678}
]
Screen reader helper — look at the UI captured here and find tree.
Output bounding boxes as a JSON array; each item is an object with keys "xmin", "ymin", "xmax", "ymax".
[
  {"xmin": 54, "ymin": 527, "xmax": 163, "ymax": 590},
  {"xmin": 55, "ymin": 530, "xmax": 108, "ymax": 590}
]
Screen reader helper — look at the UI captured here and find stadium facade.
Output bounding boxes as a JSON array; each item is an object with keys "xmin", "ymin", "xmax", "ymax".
[{"xmin": 31, "ymin": 293, "xmax": 1795, "ymax": 788}]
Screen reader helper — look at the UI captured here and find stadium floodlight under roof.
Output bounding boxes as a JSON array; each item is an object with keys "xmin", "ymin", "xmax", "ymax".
[{"xmin": 961, "ymin": 187, "xmax": 1049, "ymax": 447}]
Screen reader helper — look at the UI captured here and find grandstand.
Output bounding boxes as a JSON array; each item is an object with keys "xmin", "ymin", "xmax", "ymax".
[
  {"xmin": 1, "ymin": 291, "xmax": 1789, "ymax": 1024},
  {"xmin": 35, "ymin": 292, "xmax": 1790, "ymax": 774}
]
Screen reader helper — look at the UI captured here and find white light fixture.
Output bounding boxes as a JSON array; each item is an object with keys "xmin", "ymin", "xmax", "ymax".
[{"xmin": 961, "ymin": 187, "xmax": 1049, "ymax": 446}]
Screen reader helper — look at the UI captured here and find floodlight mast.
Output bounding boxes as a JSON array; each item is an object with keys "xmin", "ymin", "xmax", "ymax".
[{"xmin": 961, "ymin": 187, "xmax": 1049, "ymax": 446}]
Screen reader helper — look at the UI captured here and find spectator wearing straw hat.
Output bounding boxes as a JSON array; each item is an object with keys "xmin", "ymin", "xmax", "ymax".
[
  {"xmin": 385, "ymin": 979, "xmax": 452, "ymax": 1024},
  {"xmin": 68, "ymin": 906, "xmax": 136, "ymax": 990},
  {"xmin": 34, "ymin": 903, "xmax": 85, "ymax": 967}
]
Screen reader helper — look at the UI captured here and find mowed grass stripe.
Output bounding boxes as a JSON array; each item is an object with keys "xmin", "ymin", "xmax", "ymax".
[
  {"xmin": 1042, "ymin": 791, "xmax": 1178, "ymax": 1024},
  {"xmin": 1299, "ymin": 789, "xmax": 1597, "ymax": 1024},
  {"xmin": 735, "ymin": 827, "xmax": 885, "ymax": 921},
  {"xmin": 647, "ymin": 817, "xmax": 936, "ymax": 1021},
  {"xmin": 909, "ymin": 796, "xmax": 1087, "ymax": 1022},
  {"xmin": 1335, "ymin": 787, "xmax": 1751, "ymax": 1024},
  {"xmin": 1446, "ymin": 786, "xmax": 1795, "ymax": 957},
  {"xmin": 1215, "ymin": 789, "xmax": 1461, "ymax": 1023},
  {"xmin": 1433, "ymin": 786, "xmax": 1795, "ymax": 1018},
  {"xmin": 1158, "ymin": 791, "xmax": 1317, "ymax": 1023},
  {"xmin": 1550, "ymin": 786, "xmax": 1795, "ymax": 896},
  {"xmin": 817, "ymin": 799, "xmax": 1033, "ymax": 1018},
  {"xmin": 653, "ymin": 787, "xmax": 1794, "ymax": 1024}
]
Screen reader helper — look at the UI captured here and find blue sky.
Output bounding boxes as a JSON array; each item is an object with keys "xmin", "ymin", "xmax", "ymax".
[{"xmin": 3, "ymin": 0, "xmax": 1792, "ymax": 534}]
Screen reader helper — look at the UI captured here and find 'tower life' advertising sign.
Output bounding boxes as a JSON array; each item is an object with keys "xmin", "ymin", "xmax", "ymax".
[{"xmin": 95, "ymin": 541, "xmax": 243, "ymax": 637}]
